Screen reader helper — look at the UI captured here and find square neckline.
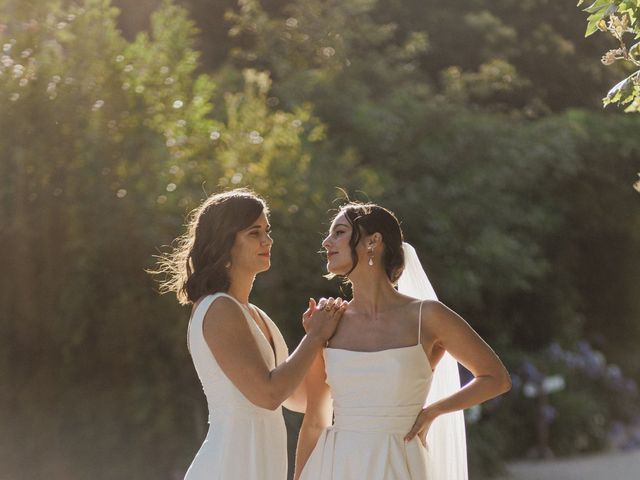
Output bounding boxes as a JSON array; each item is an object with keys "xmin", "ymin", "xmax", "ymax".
[
  {"xmin": 324, "ymin": 344, "xmax": 434, "ymax": 373},
  {"xmin": 324, "ymin": 300, "xmax": 433, "ymax": 371}
]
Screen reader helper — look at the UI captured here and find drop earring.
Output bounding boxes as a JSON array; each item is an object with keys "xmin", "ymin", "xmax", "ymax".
[{"xmin": 367, "ymin": 245, "xmax": 374, "ymax": 266}]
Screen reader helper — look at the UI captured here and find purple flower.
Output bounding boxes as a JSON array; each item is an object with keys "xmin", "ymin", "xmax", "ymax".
[
  {"xmin": 511, "ymin": 373, "xmax": 522, "ymax": 391},
  {"xmin": 609, "ymin": 421, "xmax": 625, "ymax": 437},
  {"xmin": 563, "ymin": 352, "xmax": 579, "ymax": 369},
  {"xmin": 625, "ymin": 379, "xmax": 638, "ymax": 396},
  {"xmin": 548, "ymin": 342, "xmax": 564, "ymax": 360},
  {"xmin": 606, "ymin": 365, "xmax": 625, "ymax": 390},
  {"xmin": 584, "ymin": 351, "xmax": 606, "ymax": 378},
  {"xmin": 577, "ymin": 340, "xmax": 592, "ymax": 356},
  {"xmin": 541, "ymin": 404, "xmax": 557, "ymax": 424},
  {"xmin": 606, "ymin": 365, "xmax": 622, "ymax": 380},
  {"xmin": 521, "ymin": 361, "xmax": 543, "ymax": 383}
]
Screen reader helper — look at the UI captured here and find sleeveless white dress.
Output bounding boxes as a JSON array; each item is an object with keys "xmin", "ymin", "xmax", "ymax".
[
  {"xmin": 300, "ymin": 304, "xmax": 434, "ymax": 479},
  {"xmin": 184, "ymin": 293, "xmax": 289, "ymax": 480}
]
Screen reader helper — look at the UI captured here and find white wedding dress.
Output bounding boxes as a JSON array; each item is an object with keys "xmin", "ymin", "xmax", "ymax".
[
  {"xmin": 184, "ymin": 292, "xmax": 289, "ymax": 480},
  {"xmin": 299, "ymin": 303, "xmax": 434, "ymax": 479},
  {"xmin": 299, "ymin": 243, "xmax": 468, "ymax": 480}
]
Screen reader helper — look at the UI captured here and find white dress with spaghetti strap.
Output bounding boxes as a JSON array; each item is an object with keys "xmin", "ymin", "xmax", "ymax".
[
  {"xmin": 184, "ymin": 293, "xmax": 289, "ymax": 480},
  {"xmin": 299, "ymin": 303, "xmax": 434, "ymax": 479}
]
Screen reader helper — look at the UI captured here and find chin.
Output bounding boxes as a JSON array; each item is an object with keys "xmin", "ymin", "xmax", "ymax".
[
  {"xmin": 255, "ymin": 258, "xmax": 271, "ymax": 273},
  {"xmin": 327, "ymin": 262, "xmax": 349, "ymax": 276}
]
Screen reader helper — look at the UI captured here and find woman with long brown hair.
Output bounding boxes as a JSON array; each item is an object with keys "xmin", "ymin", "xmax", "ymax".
[{"xmin": 153, "ymin": 188, "xmax": 345, "ymax": 480}]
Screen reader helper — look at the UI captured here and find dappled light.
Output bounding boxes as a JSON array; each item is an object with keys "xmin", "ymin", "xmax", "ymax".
[{"xmin": 1, "ymin": 0, "xmax": 639, "ymax": 479}]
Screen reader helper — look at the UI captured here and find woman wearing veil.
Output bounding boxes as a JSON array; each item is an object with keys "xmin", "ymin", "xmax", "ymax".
[{"xmin": 295, "ymin": 202, "xmax": 511, "ymax": 480}]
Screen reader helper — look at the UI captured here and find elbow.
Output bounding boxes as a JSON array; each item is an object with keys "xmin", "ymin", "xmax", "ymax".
[
  {"xmin": 265, "ymin": 398, "xmax": 282, "ymax": 411},
  {"xmin": 247, "ymin": 388, "xmax": 283, "ymax": 411},
  {"xmin": 499, "ymin": 368, "xmax": 512, "ymax": 394},
  {"xmin": 262, "ymin": 389, "xmax": 285, "ymax": 411},
  {"xmin": 264, "ymin": 402, "xmax": 281, "ymax": 411},
  {"xmin": 256, "ymin": 393, "xmax": 282, "ymax": 411},
  {"xmin": 252, "ymin": 398, "xmax": 281, "ymax": 411}
]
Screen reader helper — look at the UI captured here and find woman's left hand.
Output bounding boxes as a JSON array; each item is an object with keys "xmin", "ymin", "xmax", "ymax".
[{"xmin": 404, "ymin": 407, "xmax": 438, "ymax": 447}]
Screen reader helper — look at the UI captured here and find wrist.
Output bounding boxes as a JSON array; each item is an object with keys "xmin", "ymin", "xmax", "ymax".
[
  {"xmin": 423, "ymin": 404, "xmax": 442, "ymax": 420},
  {"xmin": 304, "ymin": 332, "xmax": 327, "ymax": 349}
]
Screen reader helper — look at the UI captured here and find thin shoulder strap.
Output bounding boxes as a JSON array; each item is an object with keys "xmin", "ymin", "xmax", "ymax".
[{"xmin": 417, "ymin": 300, "xmax": 424, "ymax": 345}]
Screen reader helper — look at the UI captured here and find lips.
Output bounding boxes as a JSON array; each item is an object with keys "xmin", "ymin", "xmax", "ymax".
[
  {"xmin": 258, "ymin": 251, "xmax": 271, "ymax": 257},
  {"xmin": 327, "ymin": 251, "xmax": 338, "ymax": 259}
]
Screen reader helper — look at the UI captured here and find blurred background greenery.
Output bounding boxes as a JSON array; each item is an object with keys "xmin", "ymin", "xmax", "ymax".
[{"xmin": 1, "ymin": 0, "xmax": 639, "ymax": 479}]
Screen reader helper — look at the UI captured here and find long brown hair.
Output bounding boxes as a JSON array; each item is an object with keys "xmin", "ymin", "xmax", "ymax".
[{"xmin": 151, "ymin": 188, "xmax": 268, "ymax": 305}]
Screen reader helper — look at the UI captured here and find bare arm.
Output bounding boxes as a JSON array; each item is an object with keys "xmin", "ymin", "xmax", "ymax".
[
  {"xmin": 294, "ymin": 351, "xmax": 333, "ymax": 480},
  {"xmin": 204, "ymin": 297, "xmax": 344, "ymax": 411},
  {"xmin": 405, "ymin": 301, "xmax": 511, "ymax": 443},
  {"xmin": 282, "ymin": 372, "xmax": 307, "ymax": 413}
]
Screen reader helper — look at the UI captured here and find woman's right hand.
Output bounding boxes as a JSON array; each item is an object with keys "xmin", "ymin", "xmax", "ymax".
[{"xmin": 302, "ymin": 297, "xmax": 346, "ymax": 342}]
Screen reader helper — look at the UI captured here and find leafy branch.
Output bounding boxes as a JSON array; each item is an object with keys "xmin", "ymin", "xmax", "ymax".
[{"xmin": 578, "ymin": 0, "xmax": 640, "ymax": 112}]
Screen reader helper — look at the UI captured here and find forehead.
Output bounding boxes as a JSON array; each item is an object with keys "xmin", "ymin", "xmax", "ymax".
[
  {"xmin": 330, "ymin": 212, "xmax": 350, "ymax": 229},
  {"xmin": 246, "ymin": 211, "xmax": 269, "ymax": 228},
  {"xmin": 255, "ymin": 211, "xmax": 269, "ymax": 222}
]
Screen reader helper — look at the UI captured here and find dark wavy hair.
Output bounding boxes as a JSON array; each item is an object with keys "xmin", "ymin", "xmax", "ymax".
[
  {"xmin": 151, "ymin": 188, "xmax": 268, "ymax": 305},
  {"xmin": 329, "ymin": 202, "xmax": 405, "ymax": 284}
]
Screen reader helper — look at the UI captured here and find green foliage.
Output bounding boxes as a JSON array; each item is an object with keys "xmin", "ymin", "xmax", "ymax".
[
  {"xmin": 223, "ymin": 3, "xmax": 640, "ymax": 473},
  {"xmin": 0, "ymin": 0, "xmax": 326, "ymax": 477},
  {"xmin": 578, "ymin": 0, "xmax": 640, "ymax": 111},
  {"xmin": 2, "ymin": 0, "xmax": 640, "ymax": 479},
  {"xmin": 495, "ymin": 341, "xmax": 639, "ymax": 458}
]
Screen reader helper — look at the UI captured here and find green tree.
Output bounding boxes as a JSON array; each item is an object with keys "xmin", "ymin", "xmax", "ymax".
[
  {"xmin": 3, "ymin": 0, "xmax": 639, "ymax": 477},
  {"xmin": 225, "ymin": 0, "xmax": 640, "ymax": 470},
  {"xmin": 0, "ymin": 0, "xmax": 323, "ymax": 477}
]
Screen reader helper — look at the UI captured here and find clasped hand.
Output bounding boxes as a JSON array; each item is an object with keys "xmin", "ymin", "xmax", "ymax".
[{"xmin": 302, "ymin": 297, "xmax": 347, "ymax": 342}]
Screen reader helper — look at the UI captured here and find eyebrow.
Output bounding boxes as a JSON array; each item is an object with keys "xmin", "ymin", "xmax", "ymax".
[
  {"xmin": 248, "ymin": 224, "xmax": 271, "ymax": 230},
  {"xmin": 331, "ymin": 223, "xmax": 350, "ymax": 230}
]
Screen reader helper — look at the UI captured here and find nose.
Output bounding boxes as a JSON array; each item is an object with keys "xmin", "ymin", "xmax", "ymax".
[
  {"xmin": 322, "ymin": 234, "xmax": 331, "ymax": 250},
  {"xmin": 263, "ymin": 232, "xmax": 273, "ymax": 246}
]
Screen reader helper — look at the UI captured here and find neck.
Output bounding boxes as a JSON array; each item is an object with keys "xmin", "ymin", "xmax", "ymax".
[
  {"xmin": 348, "ymin": 268, "xmax": 399, "ymax": 316},
  {"xmin": 226, "ymin": 269, "xmax": 256, "ymax": 307}
]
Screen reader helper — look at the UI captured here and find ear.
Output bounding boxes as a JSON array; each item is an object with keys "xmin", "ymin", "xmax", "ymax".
[{"xmin": 367, "ymin": 233, "xmax": 383, "ymax": 248}]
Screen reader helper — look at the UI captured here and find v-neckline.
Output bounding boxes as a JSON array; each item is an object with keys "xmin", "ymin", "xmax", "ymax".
[{"xmin": 243, "ymin": 303, "xmax": 277, "ymax": 364}]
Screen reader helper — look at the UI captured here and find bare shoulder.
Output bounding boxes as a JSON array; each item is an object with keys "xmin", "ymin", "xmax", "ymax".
[
  {"xmin": 420, "ymin": 300, "xmax": 468, "ymax": 329},
  {"xmin": 394, "ymin": 292, "xmax": 421, "ymax": 305},
  {"xmin": 203, "ymin": 295, "xmax": 246, "ymax": 331},
  {"xmin": 391, "ymin": 293, "xmax": 427, "ymax": 315},
  {"xmin": 420, "ymin": 299, "xmax": 451, "ymax": 317}
]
